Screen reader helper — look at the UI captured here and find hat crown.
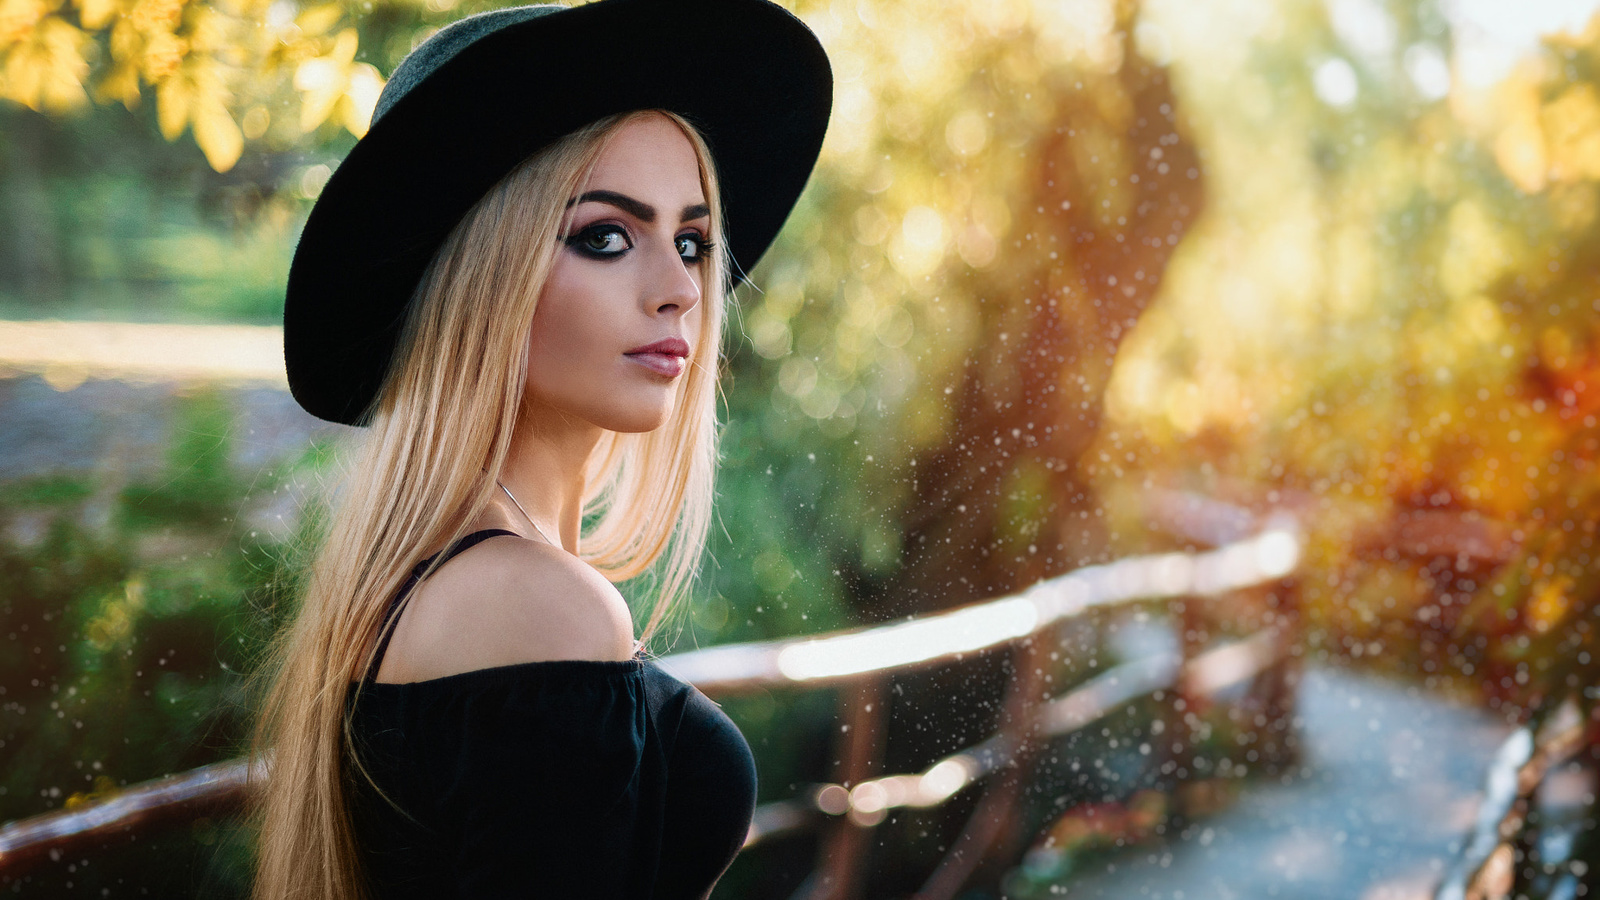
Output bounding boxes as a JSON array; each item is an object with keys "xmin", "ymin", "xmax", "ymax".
[{"xmin": 373, "ymin": 4, "xmax": 563, "ymax": 125}]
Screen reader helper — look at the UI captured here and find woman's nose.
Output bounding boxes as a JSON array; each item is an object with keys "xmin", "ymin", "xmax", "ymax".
[{"xmin": 647, "ymin": 239, "xmax": 701, "ymax": 316}]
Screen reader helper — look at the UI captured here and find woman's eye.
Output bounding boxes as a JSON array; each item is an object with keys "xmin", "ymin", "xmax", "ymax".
[
  {"xmin": 566, "ymin": 225, "xmax": 631, "ymax": 258},
  {"xmin": 676, "ymin": 233, "xmax": 711, "ymax": 263}
]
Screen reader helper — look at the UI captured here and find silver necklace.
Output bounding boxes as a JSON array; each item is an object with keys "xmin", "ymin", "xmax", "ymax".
[{"xmin": 497, "ymin": 480, "xmax": 556, "ymax": 547}]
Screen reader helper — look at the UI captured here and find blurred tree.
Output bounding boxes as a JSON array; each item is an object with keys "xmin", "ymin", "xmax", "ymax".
[
  {"xmin": 1089, "ymin": 0, "xmax": 1600, "ymax": 722},
  {"xmin": 741, "ymin": 0, "xmax": 1202, "ymax": 619},
  {"xmin": 716, "ymin": 0, "xmax": 1205, "ymax": 893},
  {"xmin": 0, "ymin": 0, "xmax": 383, "ymax": 170},
  {"xmin": 1463, "ymin": 18, "xmax": 1600, "ymax": 725}
]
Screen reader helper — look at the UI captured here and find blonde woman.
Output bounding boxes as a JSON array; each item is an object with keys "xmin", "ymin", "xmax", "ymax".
[{"xmin": 252, "ymin": 1, "xmax": 831, "ymax": 896}]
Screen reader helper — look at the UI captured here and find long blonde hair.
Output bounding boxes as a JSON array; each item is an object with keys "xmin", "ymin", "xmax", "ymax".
[{"xmin": 251, "ymin": 109, "xmax": 727, "ymax": 900}]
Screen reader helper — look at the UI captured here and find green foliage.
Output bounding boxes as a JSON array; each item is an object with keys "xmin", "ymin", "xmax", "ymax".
[
  {"xmin": 0, "ymin": 105, "xmax": 301, "ymax": 324},
  {"xmin": 0, "ymin": 392, "xmax": 302, "ymax": 896},
  {"xmin": 0, "ymin": 475, "xmax": 94, "ymax": 507},
  {"xmin": 118, "ymin": 391, "xmax": 241, "ymax": 528}
]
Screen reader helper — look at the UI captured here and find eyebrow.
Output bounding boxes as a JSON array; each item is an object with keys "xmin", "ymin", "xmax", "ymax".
[{"xmin": 568, "ymin": 190, "xmax": 710, "ymax": 224}]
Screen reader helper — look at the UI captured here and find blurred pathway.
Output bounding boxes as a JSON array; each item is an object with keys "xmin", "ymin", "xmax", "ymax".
[
  {"xmin": 0, "ymin": 371, "xmax": 345, "ymax": 544},
  {"xmin": 0, "ymin": 320, "xmax": 285, "ymax": 386},
  {"xmin": 0, "ymin": 320, "xmax": 312, "ymax": 482},
  {"xmin": 1054, "ymin": 665, "xmax": 1513, "ymax": 900},
  {"xmin": 0, "ymin": 374, "xmax": 335, "ymax": 482}
]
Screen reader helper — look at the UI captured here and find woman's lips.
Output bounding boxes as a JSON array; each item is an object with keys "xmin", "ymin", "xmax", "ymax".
[
  {"xmin": 624, "ymin": 338, "xmax": 690, "ymax": 378},
  {"xmin": 625, "ymin": 351, "xmax": 686, "ymax": 377}
]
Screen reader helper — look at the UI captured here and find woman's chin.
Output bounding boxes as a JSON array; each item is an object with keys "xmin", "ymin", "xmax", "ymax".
[
  {"xmin": 590, "ymin": 401, "xmax": 677, "ymax": 434},
  {"xmin": 522, "ymin": 386, "xmax": 678, "ymax": 435}
]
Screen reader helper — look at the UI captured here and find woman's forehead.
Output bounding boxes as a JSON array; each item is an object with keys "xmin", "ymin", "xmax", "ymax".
[{"xmin": 580, "ymin": 116, "xmax": 706, "ymax": 211}]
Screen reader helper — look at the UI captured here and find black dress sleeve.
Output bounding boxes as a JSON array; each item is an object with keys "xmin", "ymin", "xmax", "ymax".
[
  {"xmin": 405, "ymin": 662, "xmax": 665, "ymax": 899},
  {"xmin": 351, "ymin": 658, "xmax": 758, "ymax": 900}
]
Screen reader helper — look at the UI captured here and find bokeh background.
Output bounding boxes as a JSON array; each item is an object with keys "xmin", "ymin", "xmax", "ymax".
[{"xmin": 6, "ymin": 0, "xmax": 1600, "ymax": 896}]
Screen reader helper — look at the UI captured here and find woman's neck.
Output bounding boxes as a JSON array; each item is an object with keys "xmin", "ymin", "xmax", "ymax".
[{"xmin": 498, "ymin": 401, "xmax": 603, "ymax": 553}]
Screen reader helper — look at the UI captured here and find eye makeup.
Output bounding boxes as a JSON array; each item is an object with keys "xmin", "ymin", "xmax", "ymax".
[
  {"xmin": 561, "ymin": 222, "xmax": 714, "ymax": 265},
  {"xmin": 564, "ymin": 223, "xmax": 632, "ymax": 259},
  {"xmin": 675, "ymin": 233, "xmax": 715, "ymax": 263}
]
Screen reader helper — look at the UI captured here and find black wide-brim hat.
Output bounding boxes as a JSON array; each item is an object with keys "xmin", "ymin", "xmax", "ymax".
[{"xmin": 284, "ymin": 0, "xmax": 832, "ymax": 425}]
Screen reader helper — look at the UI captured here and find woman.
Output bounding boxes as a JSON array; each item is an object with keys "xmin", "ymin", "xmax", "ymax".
[{"xmin": 251, "ymin": 1, "xmax": 831, "ymax": 897}]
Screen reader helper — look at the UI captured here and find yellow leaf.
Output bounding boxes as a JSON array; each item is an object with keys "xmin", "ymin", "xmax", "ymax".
[
  {"xmin": 128, "ymin": 0, "xmax": 181, "ymax": 35},
  {"xmin": 139, "ymin": 27, "xmax": 184, "ymax": 81},
  {"xmin": 294, "ymin": 57, "xmax": 341, "ymax": 131},
  {"xmin": 76, "ymin": 0, "xmax": 119, "ymax": 31},
  {"xmin": 294, "ymin": 2, "xmax": 340, "ymax": 36},
  {"xmin": 2, "ymin": 45, "xmax": 43, "ymax": 107},
  {"xmin": 156, "ymin": 70, "xmax": 190, "ymax": 139},
  {"xmin": 186, "ymin": 3, "xmax": 224, "ymax": 54},
  {"xmin": 0, "ymin": 0, "xmax": 49, "ymax": 51},
  {"xmin": 1543, "ymin": 83, "xmax": 1600, "ymax": 183},
  {"xmin": 94, "ymin": 59, "xmax": 142, "ymax": 108},
  {"xmin": 193, "ymin": 98, "xmax": 241, "ymax": 171},
  {"xmin": 5, "ymin": 16, "xmax": 91, "ymax": 112},
  {"xmin": 106, "ymin": 14, "xmax": 137, "ymax": 61},
  {"xmin": 1495, "ymin": 112, "xmax": 1547, "ymax": 193},
  {"xmin": 1494, "ymin": 70, "xmax": 1548, "ymax": 193},
  {"xmin": 340, "ymin": 60, "xmax": 382, "ymax": 137},
  {"xmin": 329, "ymin": 26, "xmax": 356, "ymax": 64}
]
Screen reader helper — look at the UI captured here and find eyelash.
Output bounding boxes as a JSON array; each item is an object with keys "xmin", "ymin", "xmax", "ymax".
[
  {"xmin": 677, "ymin": 234, "xmax": 715, "ymax": 263},
  {"xmin": 563, "ymin": 224, "xmax": 714, "ymax": 264}
]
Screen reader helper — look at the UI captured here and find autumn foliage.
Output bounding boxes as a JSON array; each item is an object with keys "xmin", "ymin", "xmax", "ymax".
[{"xmin": 0, "ymin": 0, "xmax": 380, "ymax": 169}]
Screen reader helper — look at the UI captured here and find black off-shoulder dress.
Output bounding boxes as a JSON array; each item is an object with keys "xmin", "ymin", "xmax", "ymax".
[{"xmin": 346, "ymin": 530, "xmax": 757, "ymax": 899}]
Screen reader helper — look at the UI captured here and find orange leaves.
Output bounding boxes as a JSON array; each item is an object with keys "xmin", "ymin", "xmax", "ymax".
[
  {"xmin": 155, "ymin": 54, "xmax": 240, "ymax": 170},
  {"xmin": 74, "ymin": 0, "xmax": 116, "ymax": 30},
  {"xmin": 190, "ymin": 102, "xmax": 241, "ymax": 170},
  {"xmin": 1490, "ymin": 32, "xmax": 1600, "ymax": 194},
  {"xmin": 1493, "ymin": 71, "xmax": 1548, "ymax": 193},
  {"xmin": 1527, "ymin": 575, "xmax": 1572, "ymax": 634},
  {"xmin": 0, "ymin": 0, "xmax": 51, "ymax": 48},
  {"xmin": 293, "ymin": 27, "xmax": 380, "ymax": 137},
  {"xmin": 1542, "ymin": 83, "xmax": 1600, "ymax": 183},
  {"xmin": 4, "ymin": 0, "xmax": 384, "ymax": 170},
  {"xmin": 0, "ymin": 0, "xmax": 93, "ymax": 114},
  {"xmin": 2, "ymin": 11, "xmax": 91, "ymax": 112},
  {"xmin": 126, "ymin": 0, "xmax": 180, "ymax": 34}
]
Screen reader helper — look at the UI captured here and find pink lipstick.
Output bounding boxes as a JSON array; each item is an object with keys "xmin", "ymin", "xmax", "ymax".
[{"xmin": 624, "ymin": 337, "xmax": 690, "ymax": 377}]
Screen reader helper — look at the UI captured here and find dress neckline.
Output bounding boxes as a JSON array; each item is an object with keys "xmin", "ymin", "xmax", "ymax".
[{"xmin": 358, "ymin": 655, "xmax": 649, "ymax": 692}]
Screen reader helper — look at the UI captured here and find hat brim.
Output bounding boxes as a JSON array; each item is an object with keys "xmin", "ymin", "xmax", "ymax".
[{"xmin": 284, "ymin": 0, "xmax": 832, "ymax": 425}]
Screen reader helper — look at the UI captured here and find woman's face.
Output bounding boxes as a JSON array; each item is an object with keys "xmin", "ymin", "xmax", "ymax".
[{"xmin": 524, "ymin": 114, "xmax": 710, "ymax": 434}]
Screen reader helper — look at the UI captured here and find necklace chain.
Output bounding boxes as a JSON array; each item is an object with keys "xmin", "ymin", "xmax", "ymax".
[{"xmin": 497, "ymin": 480, "xmax": 556, "ymax": 547}]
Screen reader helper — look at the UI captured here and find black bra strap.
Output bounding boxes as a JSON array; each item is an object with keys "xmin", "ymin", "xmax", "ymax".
[{"xmin": 366, "ymin": 529, "xmax": 520, "ymax": 681}]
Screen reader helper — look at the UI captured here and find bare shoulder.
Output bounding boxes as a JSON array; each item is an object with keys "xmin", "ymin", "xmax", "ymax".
[{"xmin": 376, "ymin": 534, "xmax": 636, "ymax": 683}]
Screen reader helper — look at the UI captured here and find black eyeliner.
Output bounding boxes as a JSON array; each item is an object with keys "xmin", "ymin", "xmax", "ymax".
[{"xmin": 563, "ymin": 223, "xmax": 632, "ymax": 259}]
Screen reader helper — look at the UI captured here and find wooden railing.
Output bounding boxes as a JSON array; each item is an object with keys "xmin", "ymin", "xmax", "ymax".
[
  {"xmin": 0, "ymin": 507, "xmax": 1305, "ymax": 896},
  {"xmin": 1434, "ymin": 699, "xmax": 1592, "ymax": 900}
]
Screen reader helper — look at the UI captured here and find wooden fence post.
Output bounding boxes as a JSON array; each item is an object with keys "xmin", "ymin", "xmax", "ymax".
[
  {"xmin": 799, "ymin": 675, "xmax": 889, "ymax": 900},
  {"xmin": 913, "ymin": 637, "xmax": 1049, "ymax": 900},
  {"xmin": 1252, "ymin": 576, "xmax": 1302, "ymax": 774}
]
